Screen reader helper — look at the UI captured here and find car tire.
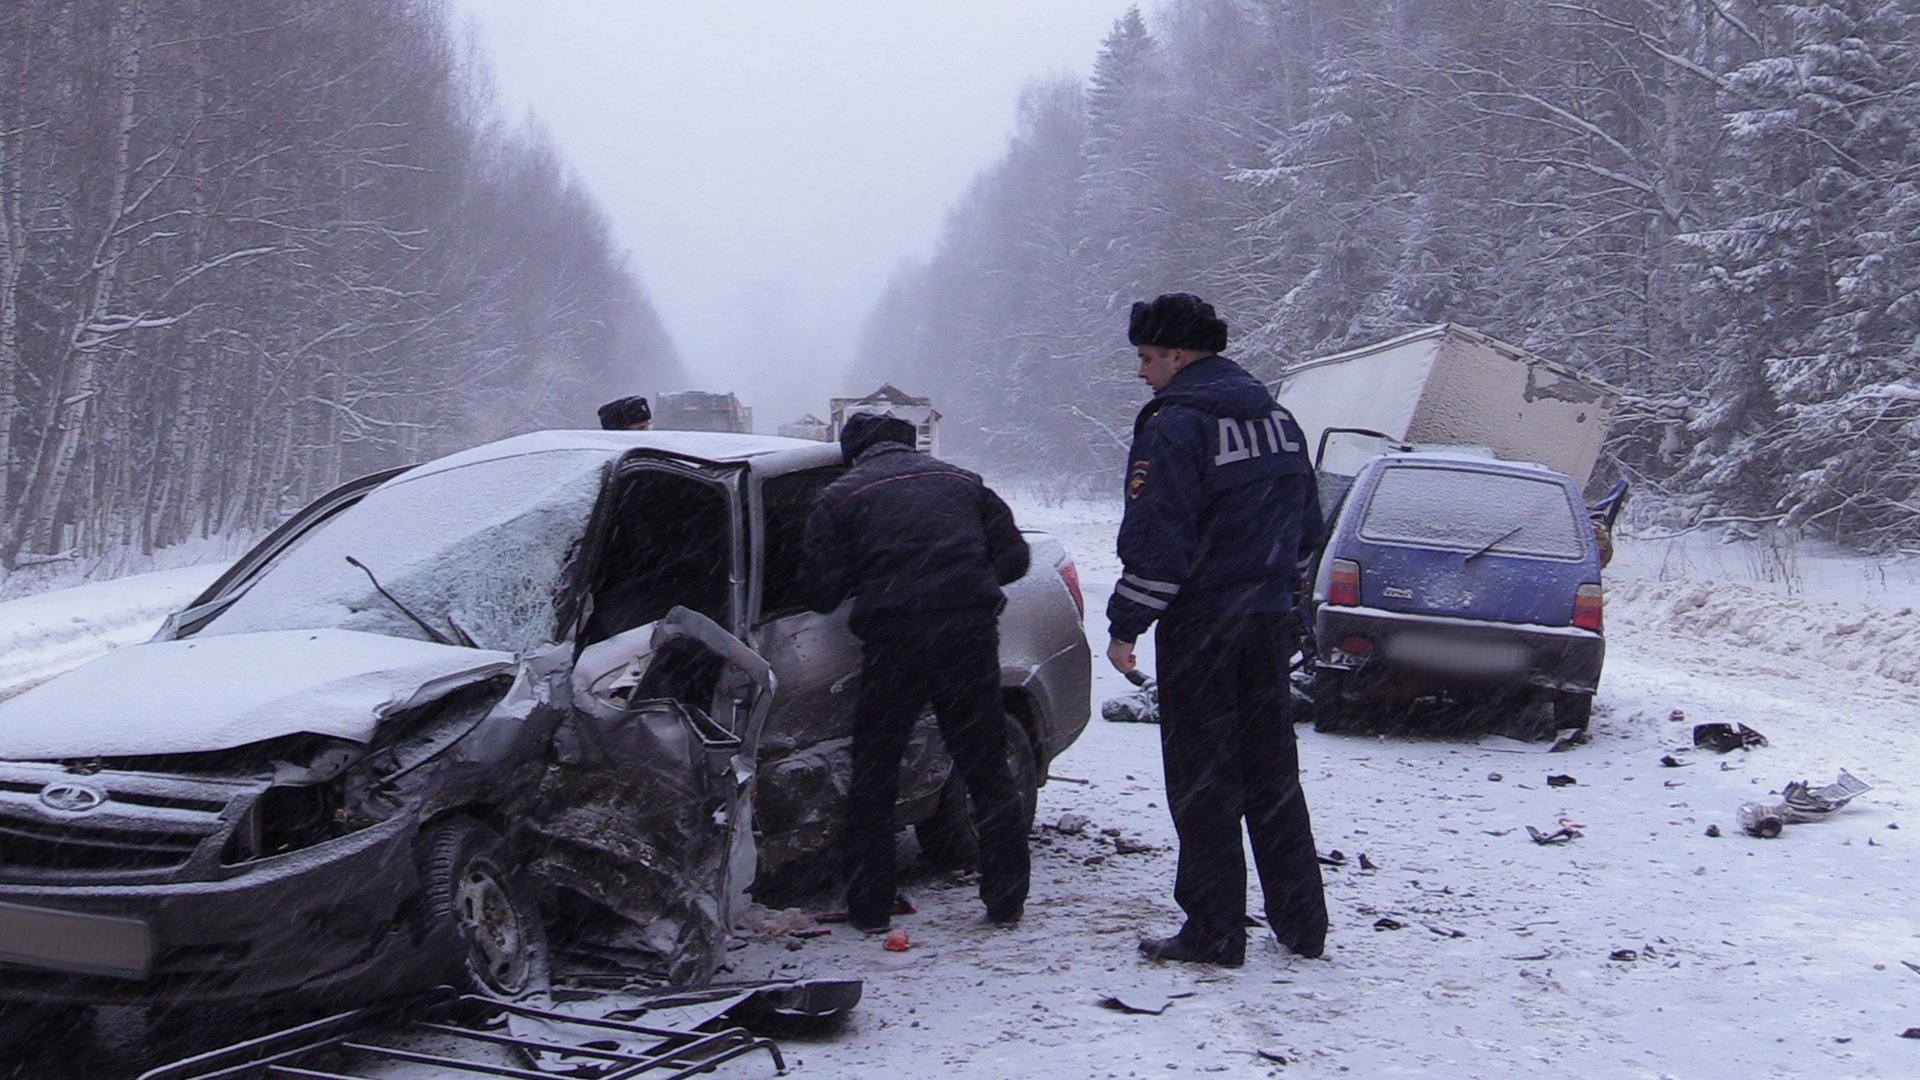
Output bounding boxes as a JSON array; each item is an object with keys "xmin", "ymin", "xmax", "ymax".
[
  {"xmin": 916, "ymin": 715, "xmax": 1038, "ymax": 869},
  {"xmin": 1554, "ymin": 691, "xmax": 1594, "ymax": 732},
  {"xmin": 418, "ymin": 818, "xmax": 548, "ymax": 999}
]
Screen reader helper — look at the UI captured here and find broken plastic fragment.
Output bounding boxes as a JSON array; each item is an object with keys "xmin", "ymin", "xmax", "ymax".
[
  {"xmin": 1778, "ymin": 770, "xmax": 1871, "ymax": 822},
  {"xmin": 1694, "ymin": 722, "xmax": 1767, "ymax": 753}
]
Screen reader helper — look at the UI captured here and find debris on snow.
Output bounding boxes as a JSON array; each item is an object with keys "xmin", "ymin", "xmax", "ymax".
[
  {"xmin": 1610, "ymin": 949, "xmax": 1639, "ymax": 962},
  {"xmin": 1547, "ymin": 773, "xmax": 1577, "ymax": 787},
  {"xmin": 1374, "ymin": 917, "xmax": 1405, "ymax": 931},
  {"xmin": 1738, "ymin": 801, "xmax": 1785, "ymax": 838},
  {"xmin": 1358, "ymin": 853, "xmax": 1378, "ymax": 871},
  {"xmin": 1778, "ymin": 770, "xmax": 1872, "ymax": 822},
  {"xmin": 1694, "ymin": 721, "xmax": 1768, "ymax": 752},
  {"xmin": 1706, "ymin": 824, "xmax": 1722, "ymax": 837},
  {"xmin": 1052, "ymin": 812, "xmax": 1090, "ymax": 834},
  {"xmin": 1736, "ymin": 770, "xmax": 1870, "ymax": 838},
  {"xmin": 1527, "ymin": 825, "xmax": 1581, "ymax": 845},
  {"xmin": 1549, "ymin": 729, "xmax": 1591, "ymax": 753},
  {"xmin": 1101, "ymin": 680, "xmax": 1160, "ymax": 724},
  {"xmin": 1114, "ymin": 835, "xmax": 1157, "ymax": 855},
  {"xmin": 1660, "ymin": 754, "xmax": 1691, "ymax": 767},
  {"xmin": 1096, "ymin": 985, "xmax": 1195, "ymax": 1015}
]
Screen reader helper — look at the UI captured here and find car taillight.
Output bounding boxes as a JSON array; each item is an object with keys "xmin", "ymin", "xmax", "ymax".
[
  {"xmin": 1058, "ymin": 559, "xmax": 1085, "ymax": 619},
  {"xmin": 1328, "ymin": 559, "xmax": 1361, "ymax": 606},
  {"xmin": 1573, "ymin": 583, "xmax": 1603, "ymax": 631}
]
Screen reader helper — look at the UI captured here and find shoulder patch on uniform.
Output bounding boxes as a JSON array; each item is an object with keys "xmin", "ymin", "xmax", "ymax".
[{"xmin": 1127, "ymin": 460, "xmax": 1150, "ymax": 500}]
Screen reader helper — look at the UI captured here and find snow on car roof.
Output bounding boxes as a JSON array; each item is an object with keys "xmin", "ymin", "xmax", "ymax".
[
  {"xmin": 1379, "ymin": 450, "xmax": 1567, "ymax": 478},
  {"xmin": 397, "ymin": 430, "xmax": 843, "ymax": 485}
]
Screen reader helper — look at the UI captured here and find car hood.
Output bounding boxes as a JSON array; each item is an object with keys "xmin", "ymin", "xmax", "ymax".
[{"xmin": 0, "ymin": 629, "xmax": 519, "ymax": 760}]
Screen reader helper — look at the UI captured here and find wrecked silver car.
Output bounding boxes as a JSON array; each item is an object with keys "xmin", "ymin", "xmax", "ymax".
[{"xmin": 0, "ymin": 431, "xmax": 1091, "ymax": 1009}]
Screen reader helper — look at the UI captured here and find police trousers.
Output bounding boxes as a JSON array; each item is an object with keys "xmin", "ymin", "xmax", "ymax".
[
  {"xmin": 845, "ymin": 619, "xmax": 1030, "ymax": 926},
  {"xmin": 1155, "ymin": 611, "xmax": 1327, "ymax": 956}
]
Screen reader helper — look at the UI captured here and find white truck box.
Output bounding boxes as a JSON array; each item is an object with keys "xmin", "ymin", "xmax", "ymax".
[{"xmin": 1270, "ymin": 324, "xmax": 1618, "ymax": 487}]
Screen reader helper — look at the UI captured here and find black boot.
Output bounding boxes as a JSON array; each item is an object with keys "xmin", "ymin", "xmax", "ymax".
[{"xmin": 1138, "ymin": 933, "xmax": 1244, "ymax": 967}]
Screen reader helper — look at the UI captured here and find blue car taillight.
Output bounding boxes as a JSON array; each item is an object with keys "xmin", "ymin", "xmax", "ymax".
[
  {"xmin": 1328, "ymin": 559, "xmax": 1361, "ymax": 606},
  {"xmin": 1573, "ymin": 583, "xmax": 1603, "ymax": 631}
]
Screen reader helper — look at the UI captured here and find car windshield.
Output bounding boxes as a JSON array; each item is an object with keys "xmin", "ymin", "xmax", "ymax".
[
  {"xmin": 196, "ymin": 450, "xmax": 608, "ymax": 654},
  {"xmin": 1359, "ymin": 466, "xmax": 1584, "ymax": 560}
]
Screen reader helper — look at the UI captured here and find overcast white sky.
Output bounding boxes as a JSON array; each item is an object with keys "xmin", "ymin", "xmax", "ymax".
[{"xmin": 453, "ymin": 1, "xmax": 1142, "ymax": 429}]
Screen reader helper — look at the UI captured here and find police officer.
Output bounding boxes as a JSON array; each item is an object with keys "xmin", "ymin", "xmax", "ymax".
[
  {"xmin": 597, "ymin": 395, "xmax": 651, "ymax": 430},
  {"xmin": 800, "ymin": 412, "xmax": 1032, "ymax": 932},
  {"xmin": 1107, "ymin": 293, "xmax": 1329, "ymax": 966}
]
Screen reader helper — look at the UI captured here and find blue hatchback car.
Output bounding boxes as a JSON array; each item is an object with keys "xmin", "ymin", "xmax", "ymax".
[{"xmin": 1304, "ymin": 452, "xmax": 1608, "ymax": 735}]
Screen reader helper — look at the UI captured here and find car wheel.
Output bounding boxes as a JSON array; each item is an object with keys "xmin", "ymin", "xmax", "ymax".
[
  {"xmin": 1554, "ymin": 690, "xmax": 1594, "ymax": 732},
  {"xmin": 916, "ymin": 715, "xmax": 1038, "ymax": 869},
  {"xmin": 419, "ymin": 818, "xmax": 548, "ymax": 999}
]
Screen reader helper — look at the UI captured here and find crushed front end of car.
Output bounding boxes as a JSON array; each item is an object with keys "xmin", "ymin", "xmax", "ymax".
[{"xmin": 0, "ymin": 608, "xmax": 773, "ymax": 1009}]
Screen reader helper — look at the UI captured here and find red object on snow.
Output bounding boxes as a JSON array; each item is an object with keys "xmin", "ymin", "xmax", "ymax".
[{"xmin": 883, "ymin": 929, "xmax": 910, "ymax": 952}]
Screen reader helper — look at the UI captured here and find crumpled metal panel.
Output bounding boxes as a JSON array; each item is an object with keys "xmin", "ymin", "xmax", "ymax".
[
  {"xmin": 521, "ymin": 609, "xmax": 771, "ymax": 987},
  {"xmin": 527, "ymin": 699, "xmax": 742, "ymax": 986}
]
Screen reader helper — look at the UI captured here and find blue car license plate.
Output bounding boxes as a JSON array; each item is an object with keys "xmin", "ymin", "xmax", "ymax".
[
  {"xmin": 1388, "ymin": 632, "xmax": 1528, "ymax": 677},
  {"xmin": 0, "ymin": 901, "xmax": 152, "ymax": 977}
]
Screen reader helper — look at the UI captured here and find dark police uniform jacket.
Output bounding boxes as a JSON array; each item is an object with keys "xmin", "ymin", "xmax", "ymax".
[
  {"xmin": 1106, "ymin": 355, "xmax": 1325, "ymax": 643},
  {"xmin": 802, "ymin": 443, "xmax": 1029, "ymax": 639}
]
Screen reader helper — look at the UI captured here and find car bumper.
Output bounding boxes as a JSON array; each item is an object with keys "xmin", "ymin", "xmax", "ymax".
[
  {"xmin": 1019, "ymin": 638, "xmax": 1093, "ymax": 769},
  {"xmin": 1315, "ymin": 604, "xmax": 1603, "ymax": 695},
  {"xmin": 0, "ymin": 815, "xmax": 437, "ymax": 1007}
]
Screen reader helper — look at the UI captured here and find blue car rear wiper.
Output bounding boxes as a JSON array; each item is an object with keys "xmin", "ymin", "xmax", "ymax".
[{"xmin": 1463, "ymin": 523, "xmax": 1525, "ymax": 562}]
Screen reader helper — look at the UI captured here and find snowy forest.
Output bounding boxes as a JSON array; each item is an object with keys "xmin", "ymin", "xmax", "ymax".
[
  {"xmin": 0, "ymin": 0, "xmax": 679, "ymax": 576},
  {"xmin": 856, "ymin": 0, "xmax": 1920, "ymax": 552}
]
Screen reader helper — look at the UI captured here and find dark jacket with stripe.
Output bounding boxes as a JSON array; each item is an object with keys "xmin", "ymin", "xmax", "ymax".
[
  {"xmin": 1106, "ymin": 355, "xmax": 1325, "ymax": 643},
  {"xmin": 802, "ymin": 442, "xmax": 1030, "ymax": 638}
]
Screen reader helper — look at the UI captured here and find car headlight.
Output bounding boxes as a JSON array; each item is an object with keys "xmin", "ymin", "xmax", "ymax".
[{"xmin": 223, "ymin": 783, "xmax": 346, "ymax": 863}]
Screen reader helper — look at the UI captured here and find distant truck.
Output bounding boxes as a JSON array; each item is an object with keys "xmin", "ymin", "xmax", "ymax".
[
  {"xmin": 656, "ymin": 391, "xmax": 753, "ymax": 434},
  {"xmin": 1271, "ymin": 324, "xmax": 1618, "ymax": 491}
]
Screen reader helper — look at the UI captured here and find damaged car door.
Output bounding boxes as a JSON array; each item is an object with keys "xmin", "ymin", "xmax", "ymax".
[{"xmin": 530, "ymin": 607, "xmax": 774, "ymax": 987}]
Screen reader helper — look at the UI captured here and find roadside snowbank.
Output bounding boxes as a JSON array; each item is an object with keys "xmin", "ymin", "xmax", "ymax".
[
  {"xmin": 1610, "ymin": 576, "xmax": 1920, "ymax": 686},
  {"xmin": 0, "ymin": 564, "xmax": 223, "ymax": 701}
]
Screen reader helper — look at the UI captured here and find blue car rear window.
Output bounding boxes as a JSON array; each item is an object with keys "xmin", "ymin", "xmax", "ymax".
[{"xmin": 1359, "ymin": 467, "xmax": 1584, "ymax": 560}]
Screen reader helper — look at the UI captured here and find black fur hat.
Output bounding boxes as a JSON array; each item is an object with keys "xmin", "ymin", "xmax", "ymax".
[
  {"xmin": 597, "ymin": 395, "xmax": 651, "ymax": 430},
  {"xmin": 1127, "ymin": 293, "xmax": 1229, "ymax": 352},
  {"xmin": 839, "ymin": 412, "xmax": 917, "ymax": 461}
]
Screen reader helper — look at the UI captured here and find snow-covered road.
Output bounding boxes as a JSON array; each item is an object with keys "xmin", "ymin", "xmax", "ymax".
[
  {"xmin": 0, "ymin": 501, "xmax": 1914, "ymax": 1078},
  {"xmin": 717, "ymin": 500, "xmax": 1919, "ymax": 1079}
]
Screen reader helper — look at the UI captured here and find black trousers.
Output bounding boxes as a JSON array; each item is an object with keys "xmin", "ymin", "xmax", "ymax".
[
  {"xmin": 844, "ymin": 619, "xmax": 1030, "ymax": 926},
  {"xmin": 1155, "ymin": 612, "xmax": 1327, "ymax": 955}
]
